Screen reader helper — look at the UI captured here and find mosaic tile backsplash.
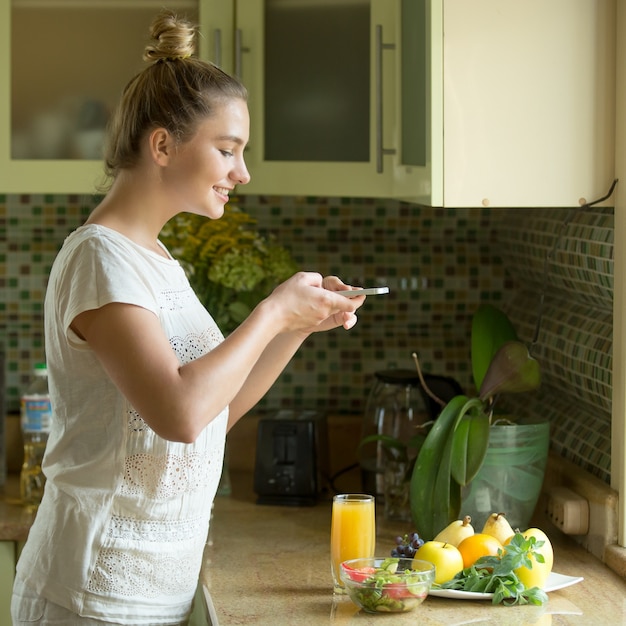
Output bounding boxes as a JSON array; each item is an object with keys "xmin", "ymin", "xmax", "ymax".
[
  {"xmin": 494, "ymin": 207, "xmax": 614, "ymax": 483},
  {"xmin": 0, "ymin": 194, "xmax": 614, "ymax": 484}
]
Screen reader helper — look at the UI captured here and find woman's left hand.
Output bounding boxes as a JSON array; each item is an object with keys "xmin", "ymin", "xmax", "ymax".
[{"xmin": 313, "ymin": 275, "xmax": 366, "ymax": 332}]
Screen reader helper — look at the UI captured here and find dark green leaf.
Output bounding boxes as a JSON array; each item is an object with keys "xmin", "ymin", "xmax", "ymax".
[
  {"xmin": 479, "ymin": 341, "xmax": 541, "ymax": 401},
  {"xmin": 450, "ymin": 411, "xmax": 490, "ymax": 485},
  {"xmin": 410, "ymin": 395, "xmax": 468, "ymax": 539},
  {"xmin": 471, "ymin": 304, "xmax": 518, "ymax": 392}
]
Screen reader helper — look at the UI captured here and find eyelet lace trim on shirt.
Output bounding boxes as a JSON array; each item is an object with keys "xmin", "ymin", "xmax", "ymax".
[
  {"xmin": 128, "ymin": 408, "xmax": 151, "ymax": 433},
  {"xmin": 107, "ymin": 514, "xmax": 207, "ymax": 542},
  {"xmin": 87, "ymin": 547, "xmax": 203, "ymax": 597},
  {"xmin": 158, "ymin": 285, "xmax": 197, "ymax": 312},
  {"xmin": 170, "ymin": 327, "xmax": 224, "ymax": 365},
  {"xmin": 121, "ymin": 450, "xmax": 221, "ymax": 499}
]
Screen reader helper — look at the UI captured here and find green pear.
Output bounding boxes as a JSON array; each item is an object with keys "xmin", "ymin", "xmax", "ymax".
[
  {"xmin": 481, "ymin": 512, "xmax": 515, "ymax": 545},
  {"xmin": 433, "ymin": 515, "xmax": 475, "ymax": 547}
]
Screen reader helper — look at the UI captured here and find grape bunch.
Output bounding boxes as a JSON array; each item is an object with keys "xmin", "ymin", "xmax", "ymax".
[{"xmin": 391, "ymin": 532, "xmax": 425, "ymax": 558}]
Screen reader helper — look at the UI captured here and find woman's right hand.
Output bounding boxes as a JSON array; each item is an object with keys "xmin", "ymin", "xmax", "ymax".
[{"xmin": 264, "ymin": 271, "xmax": 365, "ymax": 335}]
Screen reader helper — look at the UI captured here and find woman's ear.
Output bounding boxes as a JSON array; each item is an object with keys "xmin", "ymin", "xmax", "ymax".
[{"xmin": 148, "ymin": 127, "xmax": 174, "ymax": 166}]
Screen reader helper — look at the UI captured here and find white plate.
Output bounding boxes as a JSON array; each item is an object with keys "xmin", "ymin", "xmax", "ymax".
[{"xmin": 429, "ymin": 572, "xmax": 584, "ymax": 600}]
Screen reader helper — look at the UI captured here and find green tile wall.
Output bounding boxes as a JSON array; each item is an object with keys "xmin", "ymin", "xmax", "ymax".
[
  {"xmin": 0, "ymin": 195, "xmax": 614, "ymax": 483},
  {"xmin": 494, "ymin": 207, "xmax": 614, "ymax": 483}
]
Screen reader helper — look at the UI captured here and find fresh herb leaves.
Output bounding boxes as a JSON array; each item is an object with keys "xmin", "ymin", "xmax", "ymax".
[{"xmin": 437, "ymin": 533, "xmax": 549, "ymax": 606}]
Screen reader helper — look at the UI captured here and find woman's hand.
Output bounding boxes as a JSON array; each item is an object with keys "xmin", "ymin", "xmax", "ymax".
[
  {"xmin": 317, "ymin": 274, "xmax": 365, "ymax": 332},
  {"xmin": 225, "ymin": 273, "xmax": 365, "ymax": 425},
  {"xmin": 264, "ymin": 272, "xmax": 366, "ymax": 335}
]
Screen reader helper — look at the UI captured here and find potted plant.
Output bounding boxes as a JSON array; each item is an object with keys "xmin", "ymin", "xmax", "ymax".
[
  {"xmin": 160, "ymin": 205, "xmax": 299, "ymax": 334},
  {"xmin": 409, "ymin": 304, "xmax": 542, "ymax": 539}
]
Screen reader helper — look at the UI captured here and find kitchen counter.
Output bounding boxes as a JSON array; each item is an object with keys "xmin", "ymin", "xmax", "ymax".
[
  {"xmin": 205, "ymin": 471, "xmax": 626, "ymax": 626},
  {"xmin": 2, "ymin": 473, "xmax": 625, "ymax": 625}
]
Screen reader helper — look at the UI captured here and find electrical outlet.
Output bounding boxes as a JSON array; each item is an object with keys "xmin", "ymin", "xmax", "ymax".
[{"xmin": 546, "ymin": 486, "xmax": 590, "ymax": 535}]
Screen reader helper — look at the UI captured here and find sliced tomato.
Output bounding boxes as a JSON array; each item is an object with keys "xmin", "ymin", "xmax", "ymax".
[
  {"xmin": 342, "ymin": 565, "xmax": 377, "ymax": 583},
  {"xmin": 383, "ymin": 583, "xmax": 413, "ymax": 600}
]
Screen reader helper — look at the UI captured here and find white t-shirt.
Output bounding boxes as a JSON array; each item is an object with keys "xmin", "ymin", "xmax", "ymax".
[{"xmin": 15, "ymin": 225, "xmax": 228, "ymax": 624}]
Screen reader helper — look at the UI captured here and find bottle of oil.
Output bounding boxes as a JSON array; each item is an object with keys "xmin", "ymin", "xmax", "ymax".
[{"xmin": 20, "ymin": 363, "xmax": 52, "ymax": 507}]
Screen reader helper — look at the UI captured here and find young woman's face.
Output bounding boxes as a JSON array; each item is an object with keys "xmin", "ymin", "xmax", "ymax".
[{"xmin": 164, "ymin": 98, "xmax": 250, "ymax": 219}]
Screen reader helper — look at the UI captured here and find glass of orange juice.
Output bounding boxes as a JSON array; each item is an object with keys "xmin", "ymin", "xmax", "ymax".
[{"xmin": 330, "ymin": 493, "xmax": 376, "ymax": 592}]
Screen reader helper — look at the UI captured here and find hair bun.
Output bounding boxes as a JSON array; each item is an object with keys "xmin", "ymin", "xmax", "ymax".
[{"xmin": 143, "ymin": 9, "xmax": 196, "ymax": 62}]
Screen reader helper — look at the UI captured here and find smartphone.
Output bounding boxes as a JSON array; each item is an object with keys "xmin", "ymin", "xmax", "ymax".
[{"xmin": 336, "ymin": 287, "xmax": 390, "ymax": 297}]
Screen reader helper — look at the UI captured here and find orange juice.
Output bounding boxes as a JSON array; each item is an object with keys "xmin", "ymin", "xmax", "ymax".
[{"xmin": 330, "ymin": 494, "xmax": 375, "ymax": 590}]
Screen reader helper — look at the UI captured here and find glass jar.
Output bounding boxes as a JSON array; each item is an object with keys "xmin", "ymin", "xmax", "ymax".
[{"xmin": 359, "ymin": 370, "xmax": 431, "ymax": 500}]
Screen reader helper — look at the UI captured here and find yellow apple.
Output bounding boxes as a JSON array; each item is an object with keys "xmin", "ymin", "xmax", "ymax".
[
  {"xmin": 523, "ymin": 528, "xmax": 554, "ymax": 570},
  {"xmin": 414, "ymin": 541, "xmax": 464, "ymax": 584},
  {"xmin": 505, "ymin": 528, "xmax": 553, "ymax": 590}
]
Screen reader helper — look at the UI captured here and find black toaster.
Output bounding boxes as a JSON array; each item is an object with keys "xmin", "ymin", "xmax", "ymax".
[{"xmin": 254, "ymin": 410, "xmax": 328, "ymax": 506}]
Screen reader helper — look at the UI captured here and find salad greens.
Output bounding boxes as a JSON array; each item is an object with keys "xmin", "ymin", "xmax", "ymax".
[
  {"xmin": 437, "ymin": 532, "xmax": 549, "ymax": 606},
  {"xmin": 343, "ymin": 558, "xmax": 431, "ymax": 613}
]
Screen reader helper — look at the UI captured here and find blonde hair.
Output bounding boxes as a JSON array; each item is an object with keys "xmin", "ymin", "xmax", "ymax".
[{"xmin": 102, "ymin": 9, "xmax": 247, "ymax": 185}]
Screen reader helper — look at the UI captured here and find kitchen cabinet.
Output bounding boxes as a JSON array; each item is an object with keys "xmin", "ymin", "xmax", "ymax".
[
  {"xmin": 0, "ymin": 0, "xmax": 616, "ymax": 205},
  {"xmin": 205, "ymin": 0, "xmax": 403, "ymax": 199},
  {"xmin": 205, "ymin": 0, "xmax": 615, "ymax": 206},
  {"xmin": 393, "ymin": 0, "xmax": 616, "ymax": 208},
  {"xmin": 0, "ymin": 0, "xmax": 201, "ymax": 194},
  {"xmin": 2, "ymin": 0, "xmax": 404, "ymax": 197}
]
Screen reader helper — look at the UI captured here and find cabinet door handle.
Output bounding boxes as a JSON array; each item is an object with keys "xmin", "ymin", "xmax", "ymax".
[
  {"xmin": 375, "ymin": 24, "xmax": 396, "ymax": 174},
  {"xmin": 213, "ymin": 29, "xmax": 222, "ymax": 67},
  {"xmin": 235, "ymin": 28, "xmax": 250, "ymax": 79}
]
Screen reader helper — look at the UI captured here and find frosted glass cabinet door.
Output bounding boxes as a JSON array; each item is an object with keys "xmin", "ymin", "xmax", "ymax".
[
  {"xmin": 263, "ymin": 0, "xmax": 370, "ymax": 163},
  {"xmin": 1, "ymin": 0, "xmax": 200, "ymax": 194},
  {"xmin": 230, "ymin": 0, "xmax": 398, "ymax": 198}
]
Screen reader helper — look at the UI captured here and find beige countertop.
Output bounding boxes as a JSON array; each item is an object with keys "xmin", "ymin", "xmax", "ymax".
[
  {"xmin": 2, "ymin": 470, "xmax": 625, "ymax": 625},
  {"xmin": 205, "ymin": 471, "xmax": 626, "ymax": 626}
]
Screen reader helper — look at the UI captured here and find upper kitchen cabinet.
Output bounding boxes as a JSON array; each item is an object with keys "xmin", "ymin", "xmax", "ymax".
[
  {"xmin": 1, "ymin": 0, "xmax": 615, "ymax": 204},
  {"xmin": 0, "ymin": 0, "xmax": 201, "ymax": 194},
  {"xmin": 394, "ymin": 0, "xmax": 616, "ymax": 208},
  {"xmin": 204, "ymin": 0, "xmax": 401, "ymax": 199},
  {"xmin": 208, "ymin": 0, "xmax": 615, "ymax": 206}
]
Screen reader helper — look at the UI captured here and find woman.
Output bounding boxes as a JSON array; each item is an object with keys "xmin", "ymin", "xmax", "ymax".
[{"xmin": 11, "ymin": 9, "xmax": 364, "ymax": 625}]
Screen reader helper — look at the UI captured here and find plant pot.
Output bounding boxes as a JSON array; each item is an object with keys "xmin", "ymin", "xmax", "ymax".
[{"xmin": 460, "ymin": 418, "xmax": 550, "ymax": 530}]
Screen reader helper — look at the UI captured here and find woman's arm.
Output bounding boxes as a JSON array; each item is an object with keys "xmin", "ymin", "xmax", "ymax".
[
  {"xmin": 226, "ymin": 275, "xmax": 361, "ymax": 429},
  {"xmin": 71, "ymin": 272, "xmax": 363, "ymax": 442}
]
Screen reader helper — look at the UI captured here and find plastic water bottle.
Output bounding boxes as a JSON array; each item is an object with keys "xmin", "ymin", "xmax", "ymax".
[{"xmin": 20, "ymin": 363, "xmax": 52, "ymax": 507}]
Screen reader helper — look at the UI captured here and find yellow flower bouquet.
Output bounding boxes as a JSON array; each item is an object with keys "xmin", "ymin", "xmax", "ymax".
[{"xmin": 160, "ymin": 205, "xmax": 299, "ymax": 334}]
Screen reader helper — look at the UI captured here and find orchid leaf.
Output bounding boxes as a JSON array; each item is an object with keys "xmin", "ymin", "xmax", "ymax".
[
  {"xmin": 451, "ymin": 411, "xmax": 491, "ymax": 486},
  {"xmin": 411, "ymin": 396, "xmax": 468, "ymax": 539},
  {"xmin": 359, "ymin": 433, "xmax": 409, "ymax": 462},
  {"xmin": 411, "ymin": 396, "xmax": 484, "ymax": 538},
  {"xmin": 471, "ymin": 304, "xmax": 518, "ymax": 392},
  {"xmin": 479, "ymin": 341, "xmax": 541, "ymax": 401},
  {"xmin": 430, "ymin": 398, "xmax": 484, "ymax": 531}
]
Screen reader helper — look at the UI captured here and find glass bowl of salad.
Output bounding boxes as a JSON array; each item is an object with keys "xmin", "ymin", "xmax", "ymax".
[{"xmin": 340, "ymin": 557, "xmax": 435, "ymax": 613}]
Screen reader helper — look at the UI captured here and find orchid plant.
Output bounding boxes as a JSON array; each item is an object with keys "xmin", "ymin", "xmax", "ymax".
[{"xmin": 409, "ymin": 304, "xmax": 542, "ymax": 540}]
